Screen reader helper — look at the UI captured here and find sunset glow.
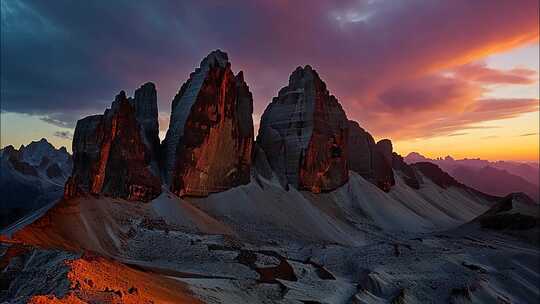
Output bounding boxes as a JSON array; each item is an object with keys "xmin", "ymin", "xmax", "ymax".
[{"xmin": 1, "ymin": 0, "xmax": 539, "ymax": 162}]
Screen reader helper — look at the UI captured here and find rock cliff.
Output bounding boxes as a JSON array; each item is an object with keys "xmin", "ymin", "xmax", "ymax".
[
  {"xmin": 347, "ymin": 122, "xmax": 396, "ymax": 192},
  {"xmin": 65, "ymin": 91, "xmax": 161, "ymax": 201},
  {"xmin": 162, "ymin": 50, "xmax": 254, "ymax": 196},
  {"xmin": 257, "ymin": 66, "xmax": 349, "ymax": 193}
]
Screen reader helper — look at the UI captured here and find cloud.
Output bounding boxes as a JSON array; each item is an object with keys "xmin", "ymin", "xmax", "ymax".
[
  {"xmin": 520, "ymin": 132, "xmax": 539, "ymax": 137},
  {"xmin": 452, "ymin": 62, "xmax": 538, "ymax": 84},
  {"xmin": 362, "ymin": 98, "xmax": 539, "ymax": 139},
  {"xmin": 53, "ymin": 130, "xmax": 73, "ymax": 140},
  {"xmin": 377, "ymin": 74, "xmax": 482, "ymax": 112},
  {"xmin": 448, "ymin": 133, "xmax": 468, "ymax": 137},
  {"xmin": 1, "ymin": 0, "xmax": 539, "ymax": 139},
  {"xmin": 40, "ymin": 116, "xmax": 72, "ymax": 128}
]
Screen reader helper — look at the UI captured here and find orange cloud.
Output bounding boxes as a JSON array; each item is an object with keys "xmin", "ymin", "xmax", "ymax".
[
  {"xmin": 452, "ymin": 62, "xmax": 538, "ymax": 84},
  {"xmin": 363, "ymin": 98, "xmax": 539, "ymax": 140},
  {"xmin": 377, "ymin": 75, "xmax": 483, "ymax": 113}
]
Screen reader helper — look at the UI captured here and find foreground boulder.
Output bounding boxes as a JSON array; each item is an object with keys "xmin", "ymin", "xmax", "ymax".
[
  {"xmin": 65, "ymin": 90, "xmax": 161, "ymax": 201},
  {"xmin": 162, "ymin": 50, "xmax": 254, "ymax": 196},
  {"xmin": 0, "ymin": 244, "xmax": 203, "ymax": 304},
  {"xmin": 466, "ymin": 193, "xmax": 540, "ymax": 245},
  {"xmin": 257, "ymin": 66, "xmax": 349, "ymax": 193}
]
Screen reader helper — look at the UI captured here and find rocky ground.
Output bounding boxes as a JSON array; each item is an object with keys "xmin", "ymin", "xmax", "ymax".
[{"xmin": 2, "ymin": 175, "xmax": 538, "ymax": 303}]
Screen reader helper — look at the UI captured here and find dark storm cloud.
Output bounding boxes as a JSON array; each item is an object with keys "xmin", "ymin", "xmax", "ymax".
[
  {"xmin": 1, "ymin": 0, "xmax": 539, "ymax": 138},
  {"xmin": 1, "ymin": 0, "xmax": 208, "ymax": 122}
]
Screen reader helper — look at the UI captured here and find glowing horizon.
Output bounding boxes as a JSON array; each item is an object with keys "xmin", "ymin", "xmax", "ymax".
[{"xmin": 1, "ymin": 1, "xmax": 539, "ymax": 163}]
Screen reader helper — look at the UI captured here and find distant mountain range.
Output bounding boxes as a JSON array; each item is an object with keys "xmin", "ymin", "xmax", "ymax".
[
  {"xmin": 0, "ymin": 138, "xmax": 72, "ymax": 228},
  {"xmin": 404, "ymin": 152, "xmax": 539, "ymax": 202}
]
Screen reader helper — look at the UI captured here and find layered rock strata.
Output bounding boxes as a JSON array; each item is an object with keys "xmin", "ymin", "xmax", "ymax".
[
  {"xmin": 162, "ymin": 50, "xmax": 254, "ymax": 196},
  {"xmin": 257, "ymin": 66, "xmax": 349, "ymax": 193},
  {"xmin": 65, "ymin": 91, "xmax": 161, "ymax": 201}
]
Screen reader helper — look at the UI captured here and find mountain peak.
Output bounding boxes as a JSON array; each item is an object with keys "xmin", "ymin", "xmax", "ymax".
[
  {"xmin": 163, "ymin": 50, "xmax": 253, "ymax": 196},
  {"xmin": 66, "ymin": 82, "xmax": 161, "ymax": 201},
  {"xmin": 201, "ymin": 49, "xmax": 229, "ymax": 70},
  {"xmin": 258, "ymin": 65, "xmax": 348, "ymax": 192}
]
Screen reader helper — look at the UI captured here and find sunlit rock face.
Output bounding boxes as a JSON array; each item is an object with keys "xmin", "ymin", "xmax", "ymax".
[
  {"xmin": 163, "ymin": 50, "xmax": 254, "ymax": 197},
  {"xmin": 257, "ymin": 66, "xmax": 349, "ymax": 193},
  {"xmin": 65, "ymin": 91, "xmax": 161, "ymax": 201}
]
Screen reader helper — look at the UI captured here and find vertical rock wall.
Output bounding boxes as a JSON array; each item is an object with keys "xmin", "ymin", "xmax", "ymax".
[
  {"xmin": 164, "ymin": 50, "xmax": 254, "ymax": 196},
  {"xmin": 65, "ymin": 91, "xmax": 161, "ymax": 201},
  {"xmin": 257, "ymin": 66, "xmax": 349, "ymax": 192}
]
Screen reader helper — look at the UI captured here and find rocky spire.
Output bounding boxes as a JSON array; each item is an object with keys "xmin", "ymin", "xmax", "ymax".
[
  {"xmin": 131, "ymin": 82, "xmax": 160, "ymax": 175},
  {"xmin": 65, "ymin": 87, "xmax": 161, "ymax": 201},
  {"xmin": 162, "ymin": 50, "xmax": 254, "ymax": 196},
  {"xmin": 373, "ymin": 139, "xmax": 396, "ymax": 191},
  {"xmin": 257, "ymin": 65, "xmax": 349, "ymax": 193}
]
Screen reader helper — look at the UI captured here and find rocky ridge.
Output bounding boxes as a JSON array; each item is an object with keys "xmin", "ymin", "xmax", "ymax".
[
  {"xmin": 61, "ymin": 50, "xmax": 496, "ymax": 200},
  {"xmin": 0, "ymin": 139, "xmax": 72, "ymax": 228}
]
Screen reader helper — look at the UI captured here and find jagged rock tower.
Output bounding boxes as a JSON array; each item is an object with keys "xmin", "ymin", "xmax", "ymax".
[
  {"xmin": 162, "ymin": 50, "xmax": 254, "ymax": 197},
  {"xmin": 65, "ymin": 87, "xmax": 161, "ymax": 201},
  {"xmin": 257, "ymin": 66, "xmax": 349, "ymax": 193}
]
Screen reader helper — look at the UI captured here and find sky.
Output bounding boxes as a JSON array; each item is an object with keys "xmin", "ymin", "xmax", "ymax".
[{"xmin": 1, "ymin": 0, "xmax": 539, "ymax": 161}]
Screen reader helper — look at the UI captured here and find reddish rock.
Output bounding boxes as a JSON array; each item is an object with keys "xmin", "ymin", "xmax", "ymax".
[
  {"xmin": 65, "ymin": 115, "xmax": 103, "ymax": 198},
  {"xmin": 64, "ymin": 176, "xmax": 81, "ymax": 198},
  {"xmin": 257, "ymin": 66, "xmax": 349, "ymax": 193},
  {"xmin": 163, "ymin": 50, "xmax": 254, "ymax": 196},
  {"xmin": 66, "ymin": 91, "xmax": 161, "ymax": 201}
]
